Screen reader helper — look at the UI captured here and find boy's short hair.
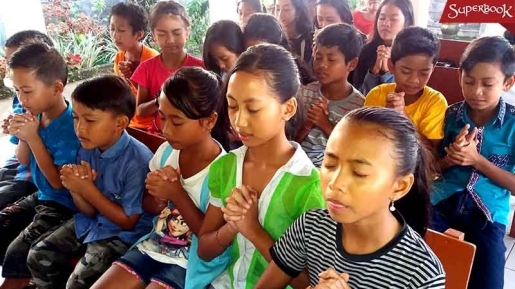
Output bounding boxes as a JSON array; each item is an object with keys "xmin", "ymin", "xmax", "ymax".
[
  {"xmin": 315, "ymin": 23, "xmax": 363, "ymax": 63},
  {"xmin": 5, "ymin": 30, "xmax": 53, "ymax": 48},
  {"xmin": 110, "ymin": 2, "xmax": 148, "ymax": 34},
  {"xmin": 8, "ymin": 43, "xmax": 67, "ymax": 86},
  {"xmin": 71, "ymin": 75, "xmax": 136, "ymax": 121},
  {"xmin": 390, "ymin": 27, "xmax": 440, "ymax": 65},
  {"xmin": 460, "ymin": 36, "xmax": 515, "ymax": 80}
]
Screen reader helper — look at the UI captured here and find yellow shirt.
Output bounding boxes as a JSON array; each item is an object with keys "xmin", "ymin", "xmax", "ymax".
[{"xmin": 364, "ymin": 83, "xmax": 448, "ymax": 140}]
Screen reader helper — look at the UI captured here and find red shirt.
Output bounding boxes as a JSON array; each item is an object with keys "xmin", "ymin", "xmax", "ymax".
[
  {"xmin": 131, "ymin": 53, "xmax": 204, "ymax": 131},
  {"xmin": 352, "ymin": 10, "xmax": 374, "ymax": 36}
]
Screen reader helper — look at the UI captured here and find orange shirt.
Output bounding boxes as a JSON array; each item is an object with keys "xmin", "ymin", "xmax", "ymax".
[{"xmin": 114, "ymin": 45, "xmax": 159, "ymax": 129}]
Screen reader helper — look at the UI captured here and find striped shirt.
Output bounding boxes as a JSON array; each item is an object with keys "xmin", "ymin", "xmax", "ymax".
[
  {"xmin": 271, "ymin": 209, "xmax": 446, "ymax": 288},
  {"xmin": 299, "ymin": 82, "xmax": 364, "ymax": 167}
]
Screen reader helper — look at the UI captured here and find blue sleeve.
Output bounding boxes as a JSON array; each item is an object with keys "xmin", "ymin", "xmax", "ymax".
[
  {"xmin": 12, "ymin": 95, "xmax": 23, "ymax": 114},
  {"xmin": 120, "ymin": 163, "xmax": 149, "ymax": 216},
  {"xmin": 51, "ymin": 129, "xmax": 80, "ymax": 167},
  {"xmin": 9, "ymin": 94, "xmax": 22, "ymax": 145}
]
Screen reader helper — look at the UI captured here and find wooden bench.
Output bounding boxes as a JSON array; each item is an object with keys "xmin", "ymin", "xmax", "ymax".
[
  {"xmin": 127, "ymin": 127, "xmax": 166, "ymax": 153},
  {"xmin": 425, "ymin": 229, "xmax": 476, "ymax": 289}
]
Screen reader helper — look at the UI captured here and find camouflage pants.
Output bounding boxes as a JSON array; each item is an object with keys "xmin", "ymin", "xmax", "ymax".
[
  {"xmin": 0, "ymin": 193, "xmax": 74, "ymax": 278},
  {"xmin": 27, "ymin": 218, "xmax": 129, "ymax": 289}
]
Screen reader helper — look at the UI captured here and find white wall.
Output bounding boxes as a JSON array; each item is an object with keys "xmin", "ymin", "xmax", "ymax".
[
  {"xmin": 412, "ymin": 0, "xmax": 430, "ymax": 28},
  {"xmin": 209, "ymin": 0, "xmax": 238, "ymax": 24},
  {"xmin": 0, "ymin": 0, "xmax": 46, "ymax": 39}
]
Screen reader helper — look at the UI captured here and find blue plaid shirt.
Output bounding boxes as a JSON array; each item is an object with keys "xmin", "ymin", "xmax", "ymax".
[{"xmin": 432, "ymin": 98, "xmax": 515, "ymax": 225}]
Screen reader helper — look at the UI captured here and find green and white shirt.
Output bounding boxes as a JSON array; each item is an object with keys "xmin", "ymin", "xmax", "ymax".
[{"xmin": 208, "ymin": 142, "xmax": 326, "ymax": 289}]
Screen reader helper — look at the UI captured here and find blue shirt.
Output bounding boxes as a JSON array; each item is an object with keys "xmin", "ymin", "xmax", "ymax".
[
  {"xmin": 5, "ymin": 94, "xmax": 31, "ymax": 181},
  {"xmin": 74, "ymin": 131, "xmax": 154, "ymax": 244},
  {"xmin": 34, "ymin": 101, "xmax": 80, "ymax": 209},
  {"xmin": 431, "ymin": 98, "xmax": 515, "ymax": 225}
]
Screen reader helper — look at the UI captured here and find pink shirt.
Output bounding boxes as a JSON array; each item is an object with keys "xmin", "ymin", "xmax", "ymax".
[{"xmin": 131, "ymin": 53, "xmax": 204, "ymax": 101}]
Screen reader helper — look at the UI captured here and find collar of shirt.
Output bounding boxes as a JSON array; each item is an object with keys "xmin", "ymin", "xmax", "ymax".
[
  {"xmin": 455, "ymin": 97, "xmax": 507, "ymax": 128},
  {"xmin": 92, "ymin": 130, "xmax": 131, "ymax": 160}
]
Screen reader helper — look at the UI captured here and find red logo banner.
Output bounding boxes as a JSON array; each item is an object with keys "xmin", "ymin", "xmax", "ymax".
[{"xmin": 439, "ymin": 0, "xmax": 515, "ymax": 34}]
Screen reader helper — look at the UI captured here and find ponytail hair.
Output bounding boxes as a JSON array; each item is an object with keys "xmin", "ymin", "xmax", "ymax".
[
  {"xmin": 162, "ymin": 67, "xmax": 231, "ymax": 151},
  {"xmin": 344, "ymin": 107, "xmax": 434, "ymax": 237}
]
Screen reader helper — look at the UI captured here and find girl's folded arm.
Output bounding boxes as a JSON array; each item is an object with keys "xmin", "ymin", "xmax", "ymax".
[{"xmin": 197, "ymin": 204, "xmax": 238, "ymax": 261}]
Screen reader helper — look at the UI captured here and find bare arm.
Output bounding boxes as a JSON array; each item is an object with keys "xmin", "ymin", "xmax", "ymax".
[
  {"xmin": 198, "ymin": 204, "xmax": 238, "ymax": 261},
  {"xmin": 295, "ymin": 126, "xmax": 311, "ymax": 143},
  {"xmin": 135, "ymin": 86, "xmax": 158, "ymax": 117},
  {"xmin": 28, "ymin": 136, "xmax": 63, "ymax": 189},
  {"xmin": 15, "ymin": 140, "xmax": 31, "ymax": 166},
  {"xmin": 255, "ymin": 262, "xmax": 311, "ymax": 289},
  {"xmin": 80, "ymin": 184, "xmax": 140, "ymax": 230},
  {"xmin": 171, "ymin": 187, "xmax": 205, "ymax": 236},
  {"xmin": 142, "ymin": 193, "xmax": 167, "ymax": 215},
  {"xmin": 70, "ymin": 192, "xmax": 96, "ymax": 217}
]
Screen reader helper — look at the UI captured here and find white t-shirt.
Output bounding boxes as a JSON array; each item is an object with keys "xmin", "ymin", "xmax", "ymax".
[{"xmin": 137, "ymin": 141, "xmax": 225, "ymax": 268}]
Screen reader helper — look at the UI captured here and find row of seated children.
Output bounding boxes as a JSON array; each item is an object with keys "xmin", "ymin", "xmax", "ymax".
[
  {"xmin": 0, "ymin": 33, "xmax": 446, "ymax": 289},
  {"xmin": 0, "ymin": 2, "xmax": 513, "ymax": 289},
  {"xmin": 108, "ymin": 0, "xmax": 414, "ymax": 134}
]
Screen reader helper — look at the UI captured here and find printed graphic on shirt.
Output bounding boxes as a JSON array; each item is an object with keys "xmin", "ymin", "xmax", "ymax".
[{"xmin": 139, "ymin": 207, "xmax": 191, "ymax": 259}]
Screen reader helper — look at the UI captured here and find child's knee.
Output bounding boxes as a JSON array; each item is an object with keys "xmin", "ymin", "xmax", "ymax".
[{"xmin": 26, "ymin": 241, "xmax": 51, "ymax": 271}]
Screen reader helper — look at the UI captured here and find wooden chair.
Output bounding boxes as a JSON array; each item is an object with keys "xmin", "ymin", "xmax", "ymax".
[
  {"xmin": 424, "ymin": 229, "xmax": 476, "ymax": 289},
  {"xmin": 127, "ymin": 127, "xmax": 166, "ymax": 153}
]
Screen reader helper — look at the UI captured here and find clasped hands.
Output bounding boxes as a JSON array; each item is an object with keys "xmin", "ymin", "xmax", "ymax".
[
  {"xmin": 145, "ymin": 166, "xmax": 184, "ymax": 203},
  {"xmin": 443, "ymin": 123, "xmax": 480, "ymax": 167},
  {"xmin": 221, "ymin": 185, "xmax": 260, "ymax": 237},
  {"xmin": 3, "ymin": 112, "xmax": 40, "ymax": 142},
  {"xmin": 304, "ymin": 98, "xmax": 331, "ymax": 131},
  {"xmin": 60, "ymin": 161, "xmax": 97, "ymax": 196},
  {"xmin": 306, "ymin": 268, "xmax": 351, "ymax": 289}
]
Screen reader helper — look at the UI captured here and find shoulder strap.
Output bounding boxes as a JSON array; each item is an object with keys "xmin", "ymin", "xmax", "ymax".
[
  {"xmin": 160, "ymin": 144, "xmax": 173, "ymax": 168},
  {"xmin": 199, "ymin": 175, "xmax": 210, "ymax": 213}
]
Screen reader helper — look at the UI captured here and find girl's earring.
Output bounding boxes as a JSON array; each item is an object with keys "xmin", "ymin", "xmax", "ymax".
[{"xmin": 389, "ymin": 200, "xmax": 396, "ymax": 212}]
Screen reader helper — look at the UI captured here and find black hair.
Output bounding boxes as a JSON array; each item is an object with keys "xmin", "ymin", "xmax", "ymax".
[
  {"xmin": 162, "ymin": 67, "xmax": 231, "ymax": 151},
  {"xmin": 71, "ymin": 75, "xmax": 135, "ymax": 121},
  {"xmin": 8, "ymin": 43, "xmax": 67, "ymax": 86},
  {"xmin": 150, "ymin": 0, "xmax": 190, "ymax": 30},
  {"xmin": 460, "ymin": 36, "xmax": 515, "ymax": 81},
  {"xmin": 280, "ymin": 0, "xmax": 313, "ymax": 37},
  {"xmin": 315, "ymin": 0, "xmax": 353, "ymax": 28},
  {"xmin": 243, "ymin": 13, "xmax": 291, "ymax": 51},
  {"xmin": 5, "ymin": 30, "xmax": 53, "ymax": 48},
  {"xmin": 243, "ymin": 13, "xmax": 315, "ymax": 85},
  {"xmin": 504, "ymin": 30, "xmax": 515, "ymax": 46},
  {"xmin": 225, "ymin": 43, "xmax": 303, "ymax": 140},
  {"xmin": 203, "ymin": 20, "xmax": 245, "ymax": 76},
  {"xmin": 316, "ymin": 23, "xmax": 363, "ymax": 63},
  {"xmin": 343, "ymin": 107, "xmax": 433, "ymax": 237},
  {"xmin": 390, "ymin": 27, "xmax": 440, "ymax": 65},
  {"xmin": 110, "ymin": 2, "xmax": 149, "ymax": 35},
  {"xmin": 370, "ymin": 0, "xmax": 414, "ymax": 45},
  {"xmin": 237, "ymin": 0, "xmax": 266, "ymax": 13}
]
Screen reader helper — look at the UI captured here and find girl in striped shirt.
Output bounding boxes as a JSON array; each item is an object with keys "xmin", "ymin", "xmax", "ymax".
[{"xmin": 256, "ymin": 107, "xmax": 446, "ymax": 289}]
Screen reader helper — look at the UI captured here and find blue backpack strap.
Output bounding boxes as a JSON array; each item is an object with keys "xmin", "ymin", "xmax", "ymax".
[{"xmin": 160, "ymin": 144, "xmax": 173, "ymax": 168}]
